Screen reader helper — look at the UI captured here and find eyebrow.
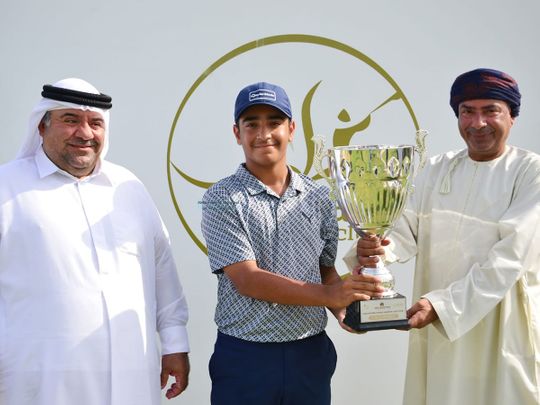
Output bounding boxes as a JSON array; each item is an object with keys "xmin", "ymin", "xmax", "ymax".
[
  {"xmin": 58, "ymin": 112, "xmax": 104, "ymax": 122},
  {"xmin": 460, "ymin": 102, "xmax": 501, "ymax": 110},
  {"xmin": 59, "ymin": 112, "xmax": 81, "ymax": 118},
  {"xmin": 460, "ymin": 105, "xmax": 501, "ymax": 114}
]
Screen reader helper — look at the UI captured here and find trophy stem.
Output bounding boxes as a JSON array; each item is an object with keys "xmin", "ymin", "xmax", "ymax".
[{"xmin": 361, "ymin": 261, "xmax": 397, "ymax": 298}]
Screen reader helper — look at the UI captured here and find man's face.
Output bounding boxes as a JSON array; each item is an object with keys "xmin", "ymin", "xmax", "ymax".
[
  {"xmin": 458, "ymin": 99, "xmax": 514, "ymax": 161},
  {"xmin": 233, "ymin": 104, "xmax": 295, "ymax": 169},
  {"xmin": 38, "ymin": 109, "xmax": 106, "ymax": 178}
]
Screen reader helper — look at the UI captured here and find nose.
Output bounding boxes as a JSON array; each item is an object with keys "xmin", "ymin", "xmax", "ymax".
[
  {"xmin": 76, "ymin": 122, "xmax": 94, "ymax": 140},
  {"xmin": 470, "ymin": 112, "xmax": 487, "ymax": 129},
  {"xmin": 256, "ymin": 127, "xmax": 272, "ymax": 140}
]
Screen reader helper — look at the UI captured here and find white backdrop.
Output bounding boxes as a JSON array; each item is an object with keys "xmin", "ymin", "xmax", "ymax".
[{"xmin": 2, "ymin": 1, "xmax": 539, "ymax": 404}]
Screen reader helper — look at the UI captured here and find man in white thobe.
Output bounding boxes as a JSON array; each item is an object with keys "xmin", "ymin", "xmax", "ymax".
[
  {"xmin": 0, "ymin": 78, "xmax": 190, "ymax": 405},
  {"xmin": 350, "ymin": 68, "xmax": 540, "ymax": 404}
]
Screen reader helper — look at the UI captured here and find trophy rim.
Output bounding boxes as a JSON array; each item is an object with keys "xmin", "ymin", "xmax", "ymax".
[{"xmin": 330, "ymin": 144, "xmax": 415, "ymax": 151}]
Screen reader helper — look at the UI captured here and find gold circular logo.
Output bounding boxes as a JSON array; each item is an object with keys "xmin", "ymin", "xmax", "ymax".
[{"xmin": 167, "ymin": 34, "xmax": 420, "ymax": 254}]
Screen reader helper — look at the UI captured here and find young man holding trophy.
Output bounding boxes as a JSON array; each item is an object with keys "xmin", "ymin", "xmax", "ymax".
[
  {"xmin": 201, "ymin": 82, "xmax": 383, "ymax": 405},
  {"xmin": 354, "ymin": 68, "xmax": 540, "ymax": 405}
]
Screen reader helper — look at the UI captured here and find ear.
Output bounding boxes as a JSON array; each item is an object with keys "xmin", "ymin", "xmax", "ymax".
[
  {"xmin": 288, "ymin": 119, "xmax": 296, "ymax": 142},
  {"xmin": 233, "ymin": 124, "xmax": 242, "ymax": 145},
  {"xmin": 38, "ymin": 121, "xmax": 46, "ymax": 137}
]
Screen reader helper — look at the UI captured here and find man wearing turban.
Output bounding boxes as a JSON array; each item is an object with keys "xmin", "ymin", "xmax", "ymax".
[
  {"xmin": 0, "ymin": 78, "xmax": 190, "ymax": 405},
  {"xmin": 348, "ymin": 68, "xmax": 540, "ymax": 404}
]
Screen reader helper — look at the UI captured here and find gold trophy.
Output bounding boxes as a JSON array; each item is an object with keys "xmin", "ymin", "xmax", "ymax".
[{"xmin": 315, "ymin": 131, "xmax": 427, "ymax": 331}]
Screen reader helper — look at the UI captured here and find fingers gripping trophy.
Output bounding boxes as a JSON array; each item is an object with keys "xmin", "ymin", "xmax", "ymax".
[{"xmin": 314, "ymin": 130, "xmax": 427, "ymax": 332}]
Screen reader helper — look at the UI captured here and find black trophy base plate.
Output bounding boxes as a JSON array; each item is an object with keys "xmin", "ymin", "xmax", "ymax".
[{"xmin": 343, "ymin": 299, "xmax": 410, "ymax": 332}]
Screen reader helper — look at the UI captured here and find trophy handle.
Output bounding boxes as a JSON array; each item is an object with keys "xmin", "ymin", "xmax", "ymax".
[
  {"xmin": 415, "ymin": 129, "xmax": 428, "ymax": 170},
  {"xmin": 312, "ymin": 135, "xmax": 336, "ymax": 198}
]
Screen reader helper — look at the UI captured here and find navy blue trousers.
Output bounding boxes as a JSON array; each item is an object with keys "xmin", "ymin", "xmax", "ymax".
[{"xmin": 209, "ymin": 331, "xmax": 337, "ymax": 405}]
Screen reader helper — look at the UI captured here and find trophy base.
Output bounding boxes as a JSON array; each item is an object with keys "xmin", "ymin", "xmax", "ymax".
[{"xmin": 344, "ymin": 293, "xmax": 410, "ymax": 332}]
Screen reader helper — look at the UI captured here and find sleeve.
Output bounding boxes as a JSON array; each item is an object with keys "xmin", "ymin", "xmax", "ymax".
[
  {"xmin": 319, "ymin": 188, "xmax": 339, "ymax": 267},
  {"xmin": 383, "ymin": 163, "xmax": 430, "ymax": 265},
  {"xmin": 425, "ymin": 163, "xmax": 540, "ymax": 342},
  {"xmin": 383, "ymin": 204, "xmax": 420, "ymax": 265},
  {"xmin": 154, "ymin": 213, "xmax": 190, "ymax": 354},
  {"xmin": 201, "ymin": 187, "xmax": 256, "ymax": 273}
]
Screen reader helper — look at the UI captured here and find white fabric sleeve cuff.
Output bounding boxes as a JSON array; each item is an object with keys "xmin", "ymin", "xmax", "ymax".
[
  {"xmin": 383, "ymin": 239, "xmax": 398, "ymax": 264},
  {"xmin": 422, "ymin": 291, "xmax": 455, "ymax": 341},
  {"xmin": 160, "ymin": 325, "xmax": 190, "ymax": 354},
  {"xmin": 342, "ymin": 241, "xmax": 359, "ymax": 272}
]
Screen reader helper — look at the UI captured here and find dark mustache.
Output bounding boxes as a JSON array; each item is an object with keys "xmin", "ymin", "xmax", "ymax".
[
  {"xmin": 71, "ymin": 139, "xmax": 98, "ymax": 147},
  {"xmin": 466, "ymin": 127, "xmax": 493, "ymax": 136}
]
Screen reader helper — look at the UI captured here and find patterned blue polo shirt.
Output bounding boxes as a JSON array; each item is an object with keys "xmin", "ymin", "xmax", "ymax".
[{"xmin": 201, "ymin": 164, "xmax": 338, "ymax": 342}]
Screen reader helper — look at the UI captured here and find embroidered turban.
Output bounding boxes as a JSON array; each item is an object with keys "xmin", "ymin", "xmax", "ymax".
[{"xmin": 450, "ymin": 68, "xmax": 521, "ymax": 117}]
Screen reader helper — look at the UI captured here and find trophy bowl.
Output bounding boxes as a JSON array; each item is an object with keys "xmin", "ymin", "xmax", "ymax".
[{"xmin": 328, "ymin": 144, "xmax": 415, "ymax": 297}]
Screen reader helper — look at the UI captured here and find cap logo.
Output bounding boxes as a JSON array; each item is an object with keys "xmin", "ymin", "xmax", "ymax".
[{"xmin": 249, "ymin": 89, "xmax": 276, "ymax": 102}]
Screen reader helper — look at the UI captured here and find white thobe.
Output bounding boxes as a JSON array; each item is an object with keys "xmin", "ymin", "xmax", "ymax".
[
  {"xmin": 362, "ymin": 145, "xmax": 540, "ymax": 405},
  {"xmin": 0, "ymin": 148, "xmax": 189, "ymax": 405}
]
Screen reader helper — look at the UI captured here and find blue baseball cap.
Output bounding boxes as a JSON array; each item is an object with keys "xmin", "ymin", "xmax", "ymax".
[{"xmin": 234, "ymin": 82, "xmax": 292, "ymax": 122}]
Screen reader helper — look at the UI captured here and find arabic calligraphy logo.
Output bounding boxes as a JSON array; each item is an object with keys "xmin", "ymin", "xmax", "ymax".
[{"xmin": 167, "ymin": 34, "xmax": 420, "ymax": 254}]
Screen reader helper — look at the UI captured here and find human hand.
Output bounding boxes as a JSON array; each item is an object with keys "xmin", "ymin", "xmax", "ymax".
[
  {"xmin": 407, "ymin": 298, "xmax": 438, "ymax": 329},
  {"xmin": 329, "ymin": 307, "xmax": 367, "ymax": 334},
  {"xmin": 326, "ymin": 272, "xmax": 384, "ymax": 308},
  {"xmin": 356, "ymin": 234, "xmax": 390, "ymax": 268},
  {"xmin": 161, "ymin": 352, "xmax": 190, "ymax": 399}
]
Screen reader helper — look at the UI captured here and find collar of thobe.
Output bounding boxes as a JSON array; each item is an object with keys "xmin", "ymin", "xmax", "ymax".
[
  {"xmin": 439, "ymin": 145, "xmax": 510, "ymax": 194},
  {"xmin": 34, "ymin": 146, "xmax": 113, "ymax": 186}
]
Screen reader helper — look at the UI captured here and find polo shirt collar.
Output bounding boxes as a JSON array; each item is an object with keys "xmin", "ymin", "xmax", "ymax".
[{"xmin": 235, "ymin": 163, "xmax": 305, "ymax": 197}]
